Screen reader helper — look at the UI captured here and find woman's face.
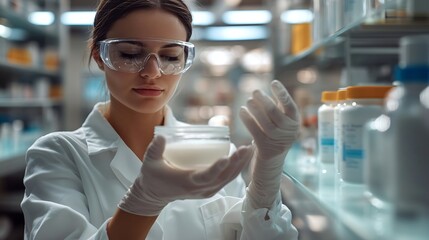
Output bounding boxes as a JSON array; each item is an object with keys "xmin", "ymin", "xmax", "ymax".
[{"xmin": 95, "ymin": 9, "xmax": 188, "ymax": 114}]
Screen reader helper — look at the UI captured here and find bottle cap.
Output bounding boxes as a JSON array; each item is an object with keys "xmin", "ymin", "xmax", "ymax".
[
  {"xmin": 346, "ymin": 86, "xmax": 394, "ymax": 99},
  {"xmin": 321, "ymin": 91, "xmax": 337, "ymax": 103},
  {"xmin": 336, "ymin": 89, "xmax": 347, "ymax": 101},
  {"xmin": 394, "ymin": 65, "xmax": 429, "ymax": 83}
]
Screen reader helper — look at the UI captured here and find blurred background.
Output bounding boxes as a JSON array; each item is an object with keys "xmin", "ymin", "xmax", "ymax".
[{"xmin": 1, "ymin": 0, "xmax": 429, "ymax": 239}]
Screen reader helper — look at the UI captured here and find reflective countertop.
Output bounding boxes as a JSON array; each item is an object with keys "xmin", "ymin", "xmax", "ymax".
[{"xmin": 281, "ymin": 144, "xmax": 429, "ymax": 240}]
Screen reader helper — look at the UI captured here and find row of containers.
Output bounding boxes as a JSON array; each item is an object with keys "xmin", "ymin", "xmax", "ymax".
[{"xmin": 317, "ymin": 69, "xmax": 429, "ymax": 217}]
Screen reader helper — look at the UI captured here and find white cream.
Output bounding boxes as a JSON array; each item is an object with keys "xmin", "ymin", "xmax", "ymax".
[{"xmin": 163, "ymin": 140, "xmax": 230, "ymax": 170}]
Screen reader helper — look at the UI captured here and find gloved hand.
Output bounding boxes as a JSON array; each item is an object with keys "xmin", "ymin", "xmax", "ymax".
[
  {"xmin": 119, "ymin": 135, "xmax": 253, "ymax": 216},
  {"xmin": 239, "ymin": 80, "xmax": 300, "ymax": 209}
]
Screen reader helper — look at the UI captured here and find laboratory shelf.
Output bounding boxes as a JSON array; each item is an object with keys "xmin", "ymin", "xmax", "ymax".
[
  {"xmin": 279, "ymin": 28, "xmax": 352, "ymax": 69},
  {"xmin": 282, "ymin": 147, "xmax": 429, "ymax": 240},
  {"xmin": 347, "ymin": 20, "xmax": 429, "ymax": 58},
  {"xmin": 277, "ymin": 16, "xmax": 429, "ymax": 70},
  {"xmin": 0, "ymin": 153, "xmax": 26, "ymax": 177},
  {"xmin": 0, "ymin": 61, "xmax": 60, "ymax": 79},
  {"xmin": 275, "ymin": 9, "xmax": 374, "ymax": 71},
  {"xmin": 0, "ymin": 6, "xmax": 58, "ymax": 43},
  {"xmin": 0, "ymin": 132, "xmax": 43, "ymax": 177},
  {"xmin": 0, "ymin": 98, "xmax": 62, "ymax": 108}
]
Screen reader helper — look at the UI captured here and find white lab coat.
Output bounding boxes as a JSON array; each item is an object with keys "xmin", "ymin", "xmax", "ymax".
[{"xmin": 21, "ymin": 102, "xmax": 298, "ymax": 240}]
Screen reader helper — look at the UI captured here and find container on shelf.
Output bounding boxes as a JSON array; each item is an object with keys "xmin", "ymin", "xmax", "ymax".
[
  {"xmin": 291, "ymin": 23, "xmax": 312, "ymax": 55},
  {"xmin": 0, "ymin": 0, "xmax": 64, "ymax": 135},
  {"xmin": 363, "ymin": 114, "xmax": 390, "ymax": 205},
  {"xmin": 344, "ymin": 0, "xmax": 369, "ymax": 24},
  {"xmin": 43, "ymin": 48, "xmax": 60, "ymax": 71},
  {"xmin": 405, "ymin": 0, "xmax": 429, "ymax": 19},
  {"xmin": 340, "ymin": 85, "xmax": 393, "ymax": 184},
  {"xmin": 317, "ymin": 91, "xmax": 337, "ymax": 164},
  {"xmin": 6, "ymin": 44, "xmax": 32, "ymax": 66},
  {"xmin": 381, "ymin": 35, "xmax": 429, "ymax": 214},
  {"xmin": 334, "ymin": 88, "xmax": 347, "ymax": 175},
  {"xmin": 34, "ymin": 77, "xmax": 50, "ymax": 99},
  {"xmin": 313, "ymin": 0, "xmax": 329, "ymax": 43},
  {"xmin": 384, "ymin": 0, "xmax": 407, "ymax": 19}
]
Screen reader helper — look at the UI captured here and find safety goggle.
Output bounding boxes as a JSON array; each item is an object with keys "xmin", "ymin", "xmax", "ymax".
[{"xmin": 98, "ymin": 38, "xmax": 195, "ymax": 75}]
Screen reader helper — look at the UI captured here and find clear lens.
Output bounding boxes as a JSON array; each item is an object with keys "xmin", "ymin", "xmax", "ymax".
[{"xmin": 99, "ymin": 38, "xmax": 195, "ymax": 75}]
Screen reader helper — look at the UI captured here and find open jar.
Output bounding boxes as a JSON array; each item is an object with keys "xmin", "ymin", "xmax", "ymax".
[{"xmin": 154, "ymin": 125, "xmax": 231, "ymax": 170}]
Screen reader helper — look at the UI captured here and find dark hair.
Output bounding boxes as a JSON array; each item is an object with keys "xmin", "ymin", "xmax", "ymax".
[{"xmin": 88, "ymin": 0, "xmax": 193, "ymax": 62}]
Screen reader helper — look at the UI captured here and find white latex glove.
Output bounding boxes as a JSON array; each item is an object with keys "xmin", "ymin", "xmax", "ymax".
[
  {"xmin": 119, "ymin": 135, "xmax": 253, "ymax": 216},
  {"xmin": 239, "ymin": 80, "xmax": 300, "ymax": 209}
]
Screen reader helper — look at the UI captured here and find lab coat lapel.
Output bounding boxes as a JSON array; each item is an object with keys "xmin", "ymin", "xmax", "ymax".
[
  {"xmin": 110, "ymin": 140, "xmax": 142, "ymax": 189},
  {"xmin": 82, "ymin": 102, "xmax": 142, "ymax": 189}
]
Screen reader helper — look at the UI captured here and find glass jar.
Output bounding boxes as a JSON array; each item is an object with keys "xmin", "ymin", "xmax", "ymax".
[{"xmin": 154, "ymin": 125, "xmax": 230, "ymax": 170}]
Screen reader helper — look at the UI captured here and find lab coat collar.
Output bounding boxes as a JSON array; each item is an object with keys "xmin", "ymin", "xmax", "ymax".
[
  {"xmin": 110, "ymin": 140, "xmax": 142, "ymax": 188},
  {"xmin": 82, "ymin": 102, "xmax": 120, "ymax": 155}
]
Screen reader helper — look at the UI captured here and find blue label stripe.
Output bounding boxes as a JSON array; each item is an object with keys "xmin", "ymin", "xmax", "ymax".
[
  {"xmin": 321, "ymin": 138, "xmax": 335, "ymax": 146},
  {"xmin": 344, "ymin": 149, "xmax": 363, "ymax": 159}
]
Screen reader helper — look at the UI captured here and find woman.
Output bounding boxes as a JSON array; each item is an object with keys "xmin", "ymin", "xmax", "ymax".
[{"xmin": 21, "ymin": 0, "xmax": 300, "ymax": 239}]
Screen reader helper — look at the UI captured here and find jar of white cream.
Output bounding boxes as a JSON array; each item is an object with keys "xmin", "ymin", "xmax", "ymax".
[{"xmin": 154, "ymin": 125, "xmax": 231, "ymax": 170}]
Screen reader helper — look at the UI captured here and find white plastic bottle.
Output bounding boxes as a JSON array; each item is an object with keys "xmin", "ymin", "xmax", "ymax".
[
  {"xmin": 363, "ymin": 114, "xmax": 391, "ymax": 204},
  {"xmin": 383, "ymin": 35, "xmax": 429, "ymax": 214},
  {"xmin": 340, "ymin": 86, "xmax": 393, "ymax": 183},
  {"xmin": 333, "ymin": 89, "xmax": 348, "ymax": 203},
  {"xmin": 334, "ymin": 88, "xmax": 347, "ymax": 175},
  {"xmin": 317, "ymin": 91, "xmax": 337, "ymax": 164},
  {"xmin": 317, "ymin": 91, "xmax": 337, "ymax": 200}
]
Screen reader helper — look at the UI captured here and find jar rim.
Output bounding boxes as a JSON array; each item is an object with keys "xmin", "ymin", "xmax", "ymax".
[{"xmin": 155, "ymin": 125, "xmax": 229, "ymax": 135}]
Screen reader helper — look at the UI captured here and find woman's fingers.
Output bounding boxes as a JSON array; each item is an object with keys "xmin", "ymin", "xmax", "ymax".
[
  {"xmin": 189, "ymin": 158, "xmax": 230, "ymax": 185},
  {"xmin": 252, "ymin": 90, "xmax": 291, "ymax": 130},
  {"xmin": 239, "ymin": 106, "xmax": 266, "ymax": 144},
  {"xmin": 189, "ymin": 146, "xmax": 253, "ymax": 188},
  {"xmin": 190, "ymin": 146, "xmax": 254, "ymax": 196},
  {"xmin": 271, "ymin": 80, "xmax": 299, "ymax": 122}
]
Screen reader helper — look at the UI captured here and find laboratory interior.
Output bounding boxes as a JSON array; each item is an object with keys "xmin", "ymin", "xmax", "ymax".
[{"xmin": 0, "ymin": 0, "xmax": 429, "ymax": 239}]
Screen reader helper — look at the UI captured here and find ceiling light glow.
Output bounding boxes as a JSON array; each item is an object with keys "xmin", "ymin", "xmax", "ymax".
[
  {"xmin": 192, "ymin": 11, "xmax": 216, "ymax": 26},
  {"xmin": 222, "ymin": 10, "xmax": 272, "ymax": 25},
  {"xmin": 28, "ymin": 11, "xmax": 55, "ymax": 25},
  {"xmin": 61, "ymin": 11, "xmax": 96, "ymax": 25},
  {"xmin": 281, "ymin": 9, "xmax": 314, "ymax": 24}
]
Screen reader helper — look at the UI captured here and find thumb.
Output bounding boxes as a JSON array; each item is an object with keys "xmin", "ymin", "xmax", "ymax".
[{"xmin": 144, "ymin": 135, "xmax": 166, "ymax": 162}]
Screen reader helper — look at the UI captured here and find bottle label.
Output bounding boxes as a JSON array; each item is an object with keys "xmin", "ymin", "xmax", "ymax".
[
  {"xmin": 319, "ymin": 120, "xmax": 335, "ymax": 163},
  {"xmin": 321, "ymin": 138, "xmax": 335, "ymax": 146},
  {"xmin": 340, "ymin": 105, "xmax": 383, "ymax": 183},
  {"xmin": 340, "ymin": 122, "xmax": 364, "ymax": 183}
]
